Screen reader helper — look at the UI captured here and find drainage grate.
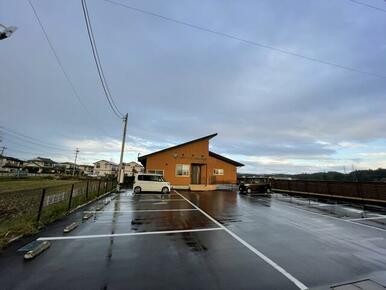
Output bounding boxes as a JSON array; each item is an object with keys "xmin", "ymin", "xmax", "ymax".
[{"xmin": 332, "ymin": 279, "xmax": 385, "ymax": 290}]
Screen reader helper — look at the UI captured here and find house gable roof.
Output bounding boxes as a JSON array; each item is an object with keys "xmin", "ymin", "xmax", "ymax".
[
  {"xmin": 124, "ymin": 161, "xmax": 143, "ymax": 167},
  {"xmin": 29, "ymin": 157, "xmax": 57, "ymax": 164},
  {"xmin": 93, "ymin": 160, "xmax": 118, "ymax": 166},
  {"xmin": 209, "ymin": 151, "xmax": 244, "ymax": 167},
  {"xmin": 0, "ymin": 155, "xmax": 23, "ymax": 163},
  {"xmin": 138, "ymin": 133, "xmax": 217, "ymax": 162}
]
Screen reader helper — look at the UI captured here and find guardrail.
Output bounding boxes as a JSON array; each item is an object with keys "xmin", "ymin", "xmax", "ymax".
[
  {"xmin": 0, "ymin": 178, "xmax": 117, "ymax": 248},
  {"xmin": 271, "ymin": 179, "xmax": 386, "ymax": 204}
]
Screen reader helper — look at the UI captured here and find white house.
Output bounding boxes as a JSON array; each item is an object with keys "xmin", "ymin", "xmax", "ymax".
[
  {"xmin": 23, "ymin": 157, "xmax": 57, "ymax": 173},
  {"xmin": 122, "ymin": 161, "xmax": 144, "ymax": 177},
  {"xmin": 93, "ymin": 160, "xmax": 118, "ymax": 177},
  {"xmin": 0, "ymin": 155, "xmax": 23, "ymax": 172},
  {"xmin": 79, "ymin": 164, "xmax": 94, "ymax": 175}
]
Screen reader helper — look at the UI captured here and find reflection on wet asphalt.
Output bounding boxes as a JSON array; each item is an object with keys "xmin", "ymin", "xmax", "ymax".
[{"xmin": 1, "ymin": 190, "xmax": 386, "ymax": 290}]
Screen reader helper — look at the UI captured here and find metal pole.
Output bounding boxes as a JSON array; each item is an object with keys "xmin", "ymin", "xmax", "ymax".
[
  {"xmin": 68, "ymin": 184, "xmax": 74, "ymax": 211},
  {"xmin": 86, "ymin": 180, "xmax": 89, "ymax": 200},
  {"xmin": 37, "ymin": 188, "xmax": 46, "ymax": 223},
  {"xmin": 73, "ymin": 148, "xmax": 79, "ymax": 176},
  {"xmin": 117, "ymin": 113, "xmax": 128, "ymax": 191},
  {"xmin": 97, "ymin": 179, "xmax": 101, "ymax": 195}
]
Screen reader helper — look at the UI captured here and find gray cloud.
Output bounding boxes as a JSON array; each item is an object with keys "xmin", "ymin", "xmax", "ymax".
[{"xmin": 1, "ymin": 0, "xmax": 386, "ymax": 172}]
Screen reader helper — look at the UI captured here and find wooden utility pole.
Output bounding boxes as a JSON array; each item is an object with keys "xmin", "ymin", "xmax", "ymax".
[
  {"xmin": 117, "ymin": 113, "xmax": 128, "ymax": 191},
  {"xmin": 73, "ymin": 148, "xmax": 79, "ymax": 176}
]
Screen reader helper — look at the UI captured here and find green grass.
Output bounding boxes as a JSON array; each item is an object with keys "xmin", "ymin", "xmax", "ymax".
[
  {"xmin": 0, "ymin": 179, "xmax": 115, "ymax": 249},
  {"xmin": 0, "ymin": 179, "xmax": 80, "ymax": 193}
]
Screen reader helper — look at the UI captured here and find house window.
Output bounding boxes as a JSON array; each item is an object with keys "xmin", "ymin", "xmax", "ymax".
[
  {"xmin": 147, "ymin": 169, "xmax": 164, "ymax": 176},
  {"xmin": 213, "ymin": 169, "xmax": 224, "ymax": 175},
  {"xmin": 176, "ymin": 164, "xmax": 190, "ymax": 177},
  {"xmin": 96, "ymin": 164, "xmax": 100, "ymax": 168}
]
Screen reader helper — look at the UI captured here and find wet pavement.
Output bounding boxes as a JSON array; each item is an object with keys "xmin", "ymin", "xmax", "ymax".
[{"xmin": 1, "ymin": 190, "xmax": 386, "ymax": 290}]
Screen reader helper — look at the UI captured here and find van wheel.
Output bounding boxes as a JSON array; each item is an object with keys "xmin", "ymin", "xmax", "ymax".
[
  {"xmin": 134, "ymin": 186, "xmax": 141, "ymax": 194},
  {"xmin": 247, "ymin": 188, "xmax": 252, "ymax": 194},
  {"xmin": 161, "ymin": 187, "xmax": 169, "ymax": 194}
]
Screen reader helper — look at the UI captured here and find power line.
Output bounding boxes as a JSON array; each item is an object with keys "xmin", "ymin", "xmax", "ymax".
[
  {"xmin": 1, "ymin": 126, "xmax": 72, "ymax": 151},
  {"xmin": 104, "ymin": 0, "xmax": 386, "ymax": 80},
  {"xmin": 81, "ymin": 0, "xmax": 124, "ymax": 119},
  {"xmin": 2, "ymin": 135, "xmax": 73, "ymax": 154},
  {"xmin": 347, "ymin": 0, "xmax": 386, "ymax": 13},
  {"xmin": 27, "ymin": 0, "xmax": 120, "ymax": 138},
  {"xmin": 6, "ymin": 148, "xmax": 71, "ymax": 158}
]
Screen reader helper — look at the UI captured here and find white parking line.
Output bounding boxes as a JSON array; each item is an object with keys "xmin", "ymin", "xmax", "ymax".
[
  {"xmin": 137, "ymin": 199, "xmax": 185, "ymax": 202},
  {"xmin": 273, "ymin": 198, "xmax": 386, "ymax": 233},
  {"xmin": 174, "ymin": 190, "xmax": 308, "ymax": 290},
  {"xmin": 37, "ymin": 227, "xmax": 223, "ymax": 241},
  {"xmin": 84, "ymin": 209, "xmax": 198, "ymax": 213}
]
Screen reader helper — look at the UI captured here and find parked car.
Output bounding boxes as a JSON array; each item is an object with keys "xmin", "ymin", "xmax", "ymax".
[
  {"xmin": 133, "ymin": 173, "xmax": 171, "ymax": 194},
  {"xmin": 239, "ymin": 181, "xmax": 271, "ymax": 195}
]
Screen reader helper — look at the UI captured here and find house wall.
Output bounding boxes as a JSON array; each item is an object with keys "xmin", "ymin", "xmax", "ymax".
[
  {"xmin": 207, "ymin": 156, "xmax": 237, "ymax": 184},
  {"xmin": 94, "ymin": 161, "xmax": 118, "ymax": 176},
  {"xmin": 145, "ymin": 139, "xmax": 238, "ymax": 186},
  {"xmin": 145, "ymin": 139, "xmax": 209, "ymax": 186},
  {"xmin": 123, "ymin": 163, "xmax": 144, "ymax": 176}
]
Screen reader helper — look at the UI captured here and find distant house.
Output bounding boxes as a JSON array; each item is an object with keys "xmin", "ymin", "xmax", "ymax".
[
  {"xmin": 58, "ymin": 162, "xmax": 79, "ymax": 175},
  {"xmin": 23, "ymin": 157, "xmax": 57, "ymax": 173},
  {"xmin": 122, "ymin": 161, "xmax": 144, "ymax": 177},
  {"xmin": 79, "ymin": 164, "xmax": 94, "ymax": 175},
  {"xmin": 0, "ymin": 155, "xmax": 24, "ymax": 172},
  {"xmin": 138, "ymin": 133, "xmax": 244, "ymax": 191},
  {"xmin": 93, "ymin": 160, "xmax": 118, "ymax": 177}
]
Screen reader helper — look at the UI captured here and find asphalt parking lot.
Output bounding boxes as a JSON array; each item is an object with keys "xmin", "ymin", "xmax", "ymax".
[{"xmin": 1, "ymin": 190, "xmax": 386, "ymax": 290}]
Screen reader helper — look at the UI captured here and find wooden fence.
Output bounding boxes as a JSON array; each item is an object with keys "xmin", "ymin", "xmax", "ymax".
[{"xmin": 271, "ymin": 179, "xmax": 386, "ymax": 204}]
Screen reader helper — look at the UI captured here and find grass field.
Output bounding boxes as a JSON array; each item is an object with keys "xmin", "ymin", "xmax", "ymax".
[
  {"xmin": 0, "ymin": 178, "xmax": 80, "ymax": 193},
  {"xmin": 0, "ymin": 178, "xmax": 114, "ymax": 249}
]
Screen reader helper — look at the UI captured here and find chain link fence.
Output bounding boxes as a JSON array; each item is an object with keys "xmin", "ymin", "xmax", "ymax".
[{"xmin": 0, "ymin": 178, "xmax": 116, "ymax": 248}]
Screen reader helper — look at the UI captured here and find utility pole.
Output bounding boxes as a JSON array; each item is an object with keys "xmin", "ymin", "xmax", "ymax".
[
  {"xmin": 0, "ymin": 146, "xmax": 7, "ymax": 155},
  {"xmin": 117, "ymin": 113, "xmax": 128, "ymax": 191},
  {"xmin": 73, "ymin": 148, "xmax": 79, "ymax": 176}
]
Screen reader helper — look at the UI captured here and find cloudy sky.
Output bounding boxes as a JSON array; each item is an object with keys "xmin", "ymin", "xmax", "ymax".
[{"xmin": 1, "ymin": 0, "xmax": 386, "ymax": 174}]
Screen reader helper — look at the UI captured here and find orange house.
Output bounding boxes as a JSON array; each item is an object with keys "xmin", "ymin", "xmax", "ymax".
[{"xmin": 138, "ymin": 133, "xmax": 244, "ymax": 190}]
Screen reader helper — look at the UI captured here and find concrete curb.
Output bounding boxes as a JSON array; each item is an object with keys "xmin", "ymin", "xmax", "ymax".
[
  {"xmin": 63, "ymin": 222, "xmax": 79, "ymax": 233},
  {"xmin": 24, "ymin": 241, "xmax": 51, "ymax": 260},
  {"xmin": 82, "ymin": 212, "xmax": 94, "ymax": 220},
  {"xmin": 68, "ymin": 190, "xmax": 116, "ymax": 215}
]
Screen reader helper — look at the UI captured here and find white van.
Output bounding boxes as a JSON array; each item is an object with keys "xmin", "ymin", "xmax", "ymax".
[{"xmin": 133, "ymin": 173, "xmax": 171, "ymax": 194}]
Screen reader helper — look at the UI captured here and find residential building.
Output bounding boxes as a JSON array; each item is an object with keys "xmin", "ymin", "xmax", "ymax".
[
  {"xmin": 93, "ymin": 160, "xmax": 118, "ymax": 177},
  {"xmin": 138, "ymin": 133, "xmax": 244, "ymax": 191},
  {"xmin": 79, "ymin": 164, "xmax": 94, "ymax": 175},
  {"xmin": 23, "ymin": 157, "xmax": 57, "ymax": 173},
  {"xmin": 122, "ymin": 161, "xmax": 144, "ymax": 177},
  {"xmin": 0, "ymin": 155, "xmax": 23, "ymax": 172},
  {"xmin": 58, "ymin": 162, "xmax": 76, "ymax": 175}
]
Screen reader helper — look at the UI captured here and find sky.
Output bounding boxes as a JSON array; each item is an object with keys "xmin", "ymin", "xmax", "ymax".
[{"xmin": 1, "ymin": 0, "xmax": 386, "ymax": 174}]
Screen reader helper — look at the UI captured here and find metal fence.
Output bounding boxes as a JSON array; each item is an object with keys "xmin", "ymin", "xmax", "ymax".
[
  {"xmin": 271, "ymin": 179, "xmax": 386, "ymax": 203},
  {"xmin": 0, "ymin": 178, "xmax": 116, "ymax": 248}
]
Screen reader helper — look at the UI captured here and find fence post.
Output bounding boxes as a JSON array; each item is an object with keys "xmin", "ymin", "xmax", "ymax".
[
  {"xmin": 97, "ymin": 179, "xmax": 101, "ymax": 196},
  {"xmin": 86, "ymin": 180, "xmax": 89, "ymax": 200},
  {"xmin": 36, "ymin": 188, "xmax": 46, "ymax": 223},
  {"xmin": 105, "ymin": 179, "xmax": 108, "ymax": 193},
  {"xmin": 68, "ymin": 184, "xmax": 74, "ymax": 211}
]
